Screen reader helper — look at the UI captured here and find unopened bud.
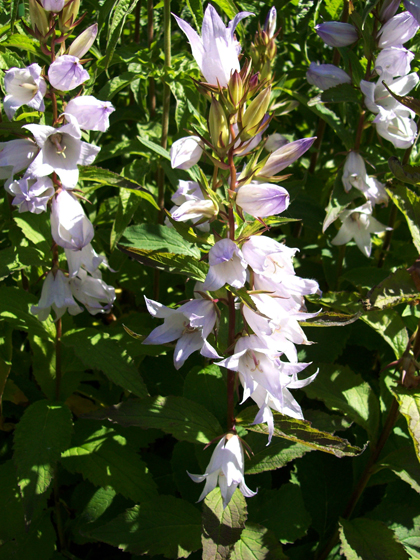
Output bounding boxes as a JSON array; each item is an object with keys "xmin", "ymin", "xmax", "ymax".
[
  {"xmin": 248, "ymin": 73, "xmax": 260, "ymax": 93},
  {"xmin": 60, "ymin": 0, "xmax": 80, "ymax": 31},
  {"xmin": 380, "ymin": 0, "xmax": 401, "ymax": 22},
  {"xmin": 229, "ymin": 71, "xmax": 244, "ymax": 108},
  {"xmin": 68, "ymin": 24, "xmax": 98, "ymax": 58},
  {"xmin": 260, "ymin": 60, "xmax": 272, "ymax": 83},
  {"xmin": 209, "ymin": 97, "xmax": 229, "ymax": 149},
  {"xmin": 41, "ymin": 0, "xmax": 65, "ymax": 11},
  {"xmin": 405, "ymin": 0, "xmax": 420, "ymax": 25},
  {"xmin": 264, "ymin": 7, "xmax": 277, "ymax": 38},
  {"xmin": 28, "ymin": 0, "xmax": 49, "ymax": 37},
  {"xmin": 315, "ymin": 21, "xmax": 358, "ymax": 47},
  {"xmin": 242, "ymin": 87, "xmax": 271, "ymax": 137}
]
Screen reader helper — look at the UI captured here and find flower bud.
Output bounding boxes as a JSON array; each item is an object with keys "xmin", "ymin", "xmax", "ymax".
[
  {"xmin": 236, "ymin": 182, "xmax": 290, "ymax": 218},
  {"xmin": 68, "ymin": 24, "xmax": 98, "ymax": 59},
  {"xmin": 28, "ymin": 0, "xmax": 49, "ymax": 37},
  {"xmin": 248, "ymin": 73, "xmax": 260, "ymax": 94},
  {"xmin": 209, "ymin": 97, "xmax": 229, "ymax": 149},
  {"xmin": 170, "ymin": 136, "xmax": 203, "ymax": 169},
  {"xmin": 306, "ymin": 62, "xmax": 351, "ymax": 91},
  {"xmin": 315, "ymin": 21, "xmax": 358, "ymax": 47},
  {"xmin": 264, "ymin": 7, "xmax": 277, "ymax": 38},
  {"xmin": 405, "ymin": 0, "xmax": 420, "ymax": 24},
  {"xmin": 264, "ymin": 133, "xmax": 288, "ymax": 152},
  {"xmin": 51, "ymin": 190, "xmax": 94, "ymax": 251},
  {"xmin": 242, "ymin": 87, "xmax": 271, "ymax": 137},
  {"xmin": 380, "ymin": 0, "xmax": 401, "ymax": 22},
  {"xmin": 377, "ymin": 12, "xmax": 419, "ymax": 48},
  {"xmin": 41, "ymin": 0, "xmax": 65, "ymax": 11},
  {"xmin": 60, "ymin": 0, "xmax": 80, "ymax": 30},
  {"xmin": 259, "ymin": 136, "xmax": 316, "ymax": 176},
  {"xmin": 228, "ymin": 71, "xmax": 244, "ymax": 108}
]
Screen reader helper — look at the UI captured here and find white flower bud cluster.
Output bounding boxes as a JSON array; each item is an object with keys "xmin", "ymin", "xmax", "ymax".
[{"xmin": 0, "ymin": 17, "xmax": 116, "ymax": 320}]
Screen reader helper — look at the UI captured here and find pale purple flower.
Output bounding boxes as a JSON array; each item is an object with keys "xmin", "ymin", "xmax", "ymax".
[
  {"xmin": 64, "ymin": 96, "xmax": 115, "ymax": 132},
  {"xmin": 201, "ymin": 238, "xmax": 247, "ymax": 292},
  {"xmin": 7, "ymin": 176, "xmax": 54, "ymax": 213},
  {"xmin": 142, "ymin": 297, "xmax": 220, "ymax": 370},
  {"xmin": 188, "ymin": 434, "xmax": 257, "ymax": 508},
  {"xmin": 69, "ymin": 269, "xmax": 115, "ymax": 315},
  {"xmin": 331, "ymin": 201, "xmax": 390, "ymax": 257},
  {"xmin": 65, "ymin": 243, "xmax": 109, "ymax": 278},
  {"xmin": 48, "ymin": 55, "xmax": 90, "ymax": 91},
  {"xmin": 242, "ymin": 235, "xmax": 297, "ymax": 280},
  {"xmin": 360, "ymin": 73, "xmax": 419, "ymax": 118},
  {"xmin": 0, "ymin": 139, "xmax": 38, "ymax": 180},
  {"xmin": 170, "ymin": 136, "xmax": 203, "ymax": 169},
  {"xmin": 306, "ymin": 62, "xmax": 351, "ymax": 91},
  {"xmin": 31, "ymin": 269, "xmax": 82, "ymax": 321},
  {"xmin": 169, "ymin": 181, "xmax": 217, "ymax": 231},
  {"xmin": 254, "ymin": 273, "xmax": 321, "ymax": 310},
  {"xmin": 341, "ymin": 151, "xmax": 388, "ymax": 205},
  {"xmin": 67, "ymin": 24, "xmax": 98, "ymax": 59},
  {"xmin": 374, "ymin": 108, "xmax": 417, "ymax": 149},
  {"xmin": 173, "ymin": 5, "xmax": 253, "ymax": 87},
  {"xmin": 375, "ymin": 47, "xmax": 414, "ymax": 77},
  {"xmin": 377, "ymin": 12, "xmax": 419, "ymax": 48},
  {"xmin": 23, "ymin": 116, "xmax": 100, "ymax": 188},
  {"xmin": 315, "ymin": 22, "xmax": 358, "ymax": 47},
  {"xmin": 264, "ymin": 7, "xmax": 277, "ymax": 38},
  {"xmin": 4, "ymin": 64, "xmax": 47, "ymax": 120},
  {"xmin": 405, "ymin": 0, "xmax": 420, "ymax": 24},
  {"xmin": 51, "ymin": 189, "xmax": 94, "ymax": 251},
  {"xmin": 41, "ymin": 0, "xmax": 65, "ymax": 11},
  {"xmin": 236, "ymin": 182, "xmax": 290, "ymax": 218},
  {"xmin": 258, "ymin": 137, "xmax": 316, "ymax": 177},
  {"xmin": 380, "ymin": 0, "xmax": 401, "ymax": 22}
]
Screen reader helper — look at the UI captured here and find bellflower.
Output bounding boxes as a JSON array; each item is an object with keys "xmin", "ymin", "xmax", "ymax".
[
  {"xmin": 254, "ymin": 273, "xmax": 321, "ymax": 310},
  {"xmin": 142, "ymin": 297, "xmax": 220, "ymax": 369},
  {"xmin": 65, "ymin": 243, "xmax": 109, "ymax": 278},
  {"xmin": 377, "ymin": 12, "xmax": 419, "ymax": 48},
  {"xmin": 306, "ymin": 63, "xmax": 351, "ymax": 91},
  {"xmin": 258, "ymin": 137, "xmax": 316, "ymax": 177},
  {"xmin": 48, "ymin": 55, "xmax": 90, "ymax": 91},
  {"xmin": 375, "ymin": 47, "xmax": 414, "ymax": 77},
  {"xmin": 374, "ymin": 108, "xmax": 418, "ymax": 149},
  {"xmin": 201, "ymin": 238, "xmax": 247, "ymax": 292},
  {"xmin": 341, "ymin": 152, "xmax": 388, "ymax": 204},
  {"xmin": 4, "ymin": 64, "xmax": 47, "ymax": 121},
  {"xmin": 315, "ymin": 22, "xmax": 358, "ymax": 47},
  {"xmin": 41, "ymin": 0, "xmax": 65, "ymax": 10},
  {"xmin": 188, "ymin": 434, "xmax": 257, "ymax": 508},
  {"xmin": 169, "ymin": 181, "xmax": 217, "ymax": 231},
  {"xmin": 170, "ymin": 136, "xmax": 203, "ymax": 169},
  {"xmin": 31, "ymin": 269, "xmax": 83, "ymax": 321},
  {"xmin": 405, "ymin": 0, "xmax": 420, "ymax": 24},
  {"xmin": 69, "ymin": 269, "xmax": 115, "ymax": 315},
  {"xmin": 67, "ymin": 24, "xmax": 98, "ymax": 59},
  {"xmin": 173, "ymin": 5, "xmax": 253, "ymax": 87},
  {"xmin": 331, "ymin": 202, "xmax": 390, "ymax": 257},
  {"xmin": 380, "ymin": 0, "xmax": 401, "ymax": 22},
  {"xmin": 7, "ymin": 176, "xmax": 54, "ymax": 214},
  {"xmin": 51, "ymin": 189, "xmax": 94, "ymax": 251},
  {"xmin": 360, "ymin": 73, "xmax": 419, "ymax": 117},
  {"xmin": 264, "ymin": 7, "xmax": 277, "ymax": 38},
  {"xmin": 236, "ymin": 182, "xmax": 290, "ymax": 218},
  {"xmin": 241, "ymin": 235, "xmax": 297, "ymax": 281},
  {"xmin": 23, "ymin": 116, "xmax": 100, "ymax": 188},
  {"xmin": 0, "ymin": 138, "xmax": 38, "ymax": 181},
  {"xmin": 64, "ymin": 96, "xmax": 115, "ymax": 132}
]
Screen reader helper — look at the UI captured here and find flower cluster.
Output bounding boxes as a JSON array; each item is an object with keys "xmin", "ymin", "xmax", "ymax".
[
  {"xmin": 144, "ymin": 6, "xmax": 320, "ymax": 508},
  {"xmin": 1, "ymin": 2, "xmax": 115, "ymax": 320}
]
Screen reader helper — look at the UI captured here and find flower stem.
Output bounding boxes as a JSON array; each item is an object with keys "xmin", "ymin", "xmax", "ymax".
[
  {"xmin": 147, "ymin": 0, "xmax": 156, "ymax": 118},
  {"xmin": 134, "ymin": 0, "xmax": 141, "ymax": 44},
  {"xmin": 55, "ymin": 317, "xmax": 62, "ymax": 401}
]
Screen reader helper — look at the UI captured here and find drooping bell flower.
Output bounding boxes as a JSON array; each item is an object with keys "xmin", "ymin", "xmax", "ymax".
[
  {"xmin": 201, "ymin": 238, "xmax": 247, "ymax": 292},
  {"xmin": 0, "ymin": 139, "xmax": 38, "ymax": 181},
  {"xmin": 170, "ymin": 136, "xmax": 203, "ymax": 169},
  {"xmin": 236, "ymin": 182, "xmax": 290, "ymax": 218},
  {"xmin": 377, "ymin": 11, "xmax": 419, "ymax": 48},
  {"xmin": 375, "ymin": 46, "xmax": 414, "ymax": 78},
  {"xmin": 31, "ymin": 269, "xmax": 83, "ymax": 321},
  {"xmin": 64, "ymin": 96, "xmax": 115, "ymax": 132},
  {"xmin": 41, "ymin": 0, "xmax": 65, "ymax": 11},
  {"xmin": 4, "ymin": 64, "xmax": 47, "ymax": 120},
  {"xmin": 69, "ymin": 269, "xmax": 115, "ymax": 315},
  {"xmin": 48, "ymin": 55, "xmax": 90, "ymax": 91},
  {"xmin": 51, "ymin": 189, "xmax": 94, "ymax": 251},
  {"xmin": 173, "ymin": 5, "xmax": 253, "ymax": 87},
  {"xmin": 315, "ymin": 21, "xmax": 358, "ymax": 47}
]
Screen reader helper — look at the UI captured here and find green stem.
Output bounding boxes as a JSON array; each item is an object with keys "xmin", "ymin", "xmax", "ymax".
[
  {"xmin": 55, "ymin": 318, "xmax": 62, "ymax": 401},
  {"xmin": 134, "ymin": 0, "xmax": 141, "ymax": 43},
  {"xmin": 147, "ymin": 0, "xmax": 156, "ymax": 118},
  {"xmin": 54, "ymin": 471, "xmax": 66, "ymax": 550}
]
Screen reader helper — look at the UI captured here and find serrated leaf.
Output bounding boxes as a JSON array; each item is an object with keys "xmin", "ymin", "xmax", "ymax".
[
  {"xmin": 13, "ymin": 400, "xmax": 73, "ymax": 521},
  {"xmin": 119, "ymin": 223, "xmax": 200, "ymax": 258},
  {"xmin": 83, "ymin": 395, "xmax": 223, "ymax": 444},
  {"xmin": 103, "ymin": 0, "xmax": 140, "ymax": 70},
  {"xmin": 302, "ymin": 363, "xmax": 380, "ymax": 442},
  {"xmin": 0, "ymin": 286, "xmax": 55, "ymax": 340},
  {"xmin": 231, "ymin": 523, "xmax": 288, "ymax": 560},
  {"xmin": 14, "ymin": 211, "xmax": 51, "ymax": 258},
  {"xmin": 202, "ymin": 488, "xmax": 247, "ymax": 560},
  {"xmin": 378, "ymin": 446, "xmax": 420, "ymax": 493},
  {"xmin": 244, "ymin": 435, "xmax": 310, "ymax": 474},
  {"xmin": 392, "ymin": 387, "xmax": 420, "ymax": 461},
  {"xmin": 86, "ymin": 496, "xmax": 202, "ymax": 558},
  {"xmin": 117, "ymin": 246, "xmax": 208, "ymax": 281},
  {"xmin": 300, "ymin": 310, "xmax": 361, "ymax": 327},
  {"xmin": 365, "ymin": 268, "xmax": 420, "ymax": 310},
  {"xmin": 236, "ymin": 406, "xmax": 364, "ymax": 457},
  {"xmin": 361, "ymin": 309, "xmax": 409, "ymax": 359},
  {"xmin": 0, "ymin": 510, "xmax": 56, "ymax": 560},
  {"xmin": 320, "ymin": 83, "xmax": 361, "ymax": 104},
  {"xmin": 387, "ymin": 184, "xmax": 420, "ymax": 253},
  {"xmin": 61, "ymin": 424, "xmax": 157, "ymax": 502},
  {"xmin": 339, "ymin": 517, "xmax": 410, "ymax": 560},
  {"xmin": 62, "ymin": 328, "xmax": 148, "ymax": 398},
  {"xmin": 111, "ymin": 190, "xmax": 141, "ymax": 250},
  {"xmin": 388, "ymin": 156, "xmax": 420, "ymax": 186}
]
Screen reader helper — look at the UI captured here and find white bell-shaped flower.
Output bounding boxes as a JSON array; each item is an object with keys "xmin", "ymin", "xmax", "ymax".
[
  {"xmin": 51, "ymin": 189, "xmax": 94, "ymax": 251},
  {"xmin": 31, "ymin": 269, "xmax": 83, "ymax": 321},
  {"xmin": 170, "ymin": 136, "xmax": 203, "ymax": 169},
  {"xmin": 201, "ymin": 238, "xmax": 247, "ymax": 292},
  {"xmin": 4, "ymin": 64, "xmax": 47, "ymax": 120},
  {"xmin": 0, "ymin": 138, "xmax": 38, "ymax": 181},
  {"xmin": 64, "ymin": 95, "xmax": 114, "ymax": 132},
  {"xmin": 69, "ymin": 269, "xmax": 115, "ymax": 315}
]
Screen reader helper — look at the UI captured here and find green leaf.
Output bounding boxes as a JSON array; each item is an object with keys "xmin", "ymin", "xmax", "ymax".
[
  {"xmin": 244, "ymin": 434, "xmax": 310, "ymax": 475},
  {"xmin": 137, "ymin": 136, "xmax": 171, "ymax": 160},
  {"xmin": 0, "ymin": 286, "xmax": 55, "ymax": 340},
  {"xmin": 13, "ymin": 400, "xmax": 73, "ymax": 520},
  {"xmin": 110, "ymin": 189, "xmax": 141, "ymax": 250},
  {"xmin": 392, "ymin": 387, "xmax": 420, "ymax": 461},
  {"xmin": 2, "ymin": 34, "xmax": 38, "ymax": 54},
  {"xmin": 388, "ymin": 156, "xmax": 420, "ymax": 186},
  {"xmin": 183, "ymin": 364, "xmax": 227, "ymax": 425},
  {"xmin": 320, "ymin": 83, "xmax": 361, "ymax": 104},
  {"xmin": 0, "ymin": 460, "xmax": 26, "ymax": 541},
  {"xmin": 236, "ymin": 406, "xmax": 364, "ymax": 457},
  {"xmin": 117, "ymin": 246, "xmax": 208, "ymax": 281},
  {"xmin": 78, "ymin": 166, "xmax": 159, "ymax": 209},
  {"xmin": 387, "ymin": 184, "xmax": 420, "ymax": 253},
  {"xmin": 0, "ymin": 510, "xmax": 56, "ymax": 560},
  {"xmin": 119, "ymin": 224, "xmax": 201, "ymax": 258},
  {"xmin": 378, "ymin": 446, "xmax": 420, "ymax": 494},
  {"xmin": 323, "ymin": 172, "xmax": 361, "ymax": 232},
  {"xmin": 364, "ymin": 268, "xmax": 420, "ymax": 310},
  {"xmin": 361, "ymin": 0, "xmax": 381, "ymax": 25},
  {"xmin": 361, "ymin": 309, "xmax": 409, "ymax": 359},
  {"xmin": 84, "ymin": 395, "xmax": 223, "ymax": 444},
  {"xmin": 239, "ymin": 216, "xmax": 299, "ymax": 239},
  {"xmin": 300, "ymin": 310, "xmax": 361, "ymax": 327},
  {"xmin": 231, "ymin": 523, "xmax": 288, "ymax": 560},
  {"xmin": 14, "ymin": 212, "xmax": 51, "ymax": 258},
  {"xmin": 61, "ymin": 423, "xmax": 157, "ymax": 502},
  {"xmin": 202, "ymin": 488, "xmax": 247, "ymax": 560},
  {"xmin": 62, "ymin": 329, "xmax": 148, "ymax": 398},
  {"xmin": 0, "ymin": 323, "xmax": 13, "ymax": 423},
  {"xmin": 103, "ymin": 0, "xmax": 140, "ymax": 70},
  {"xmin": 302, "ymin": 363, "xmax": 380, "ymax": 442},
  {"xmin": 339, "ymin": 517, "xmax": 410, "ymax": 560},
  {"xmin": 324, "ymin": 0, "xmax": 343, "ymax": 18},
  {"xmin": 185, "ymin": 0, "xmax": 204, "ymax": 27},
  {"xmin": 86, "ymin": 496, "xmax": 202, "ymax": 558},
  {"xmin": 210, "ymin": 0, "xmax": 239, "ymax": 22}
]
